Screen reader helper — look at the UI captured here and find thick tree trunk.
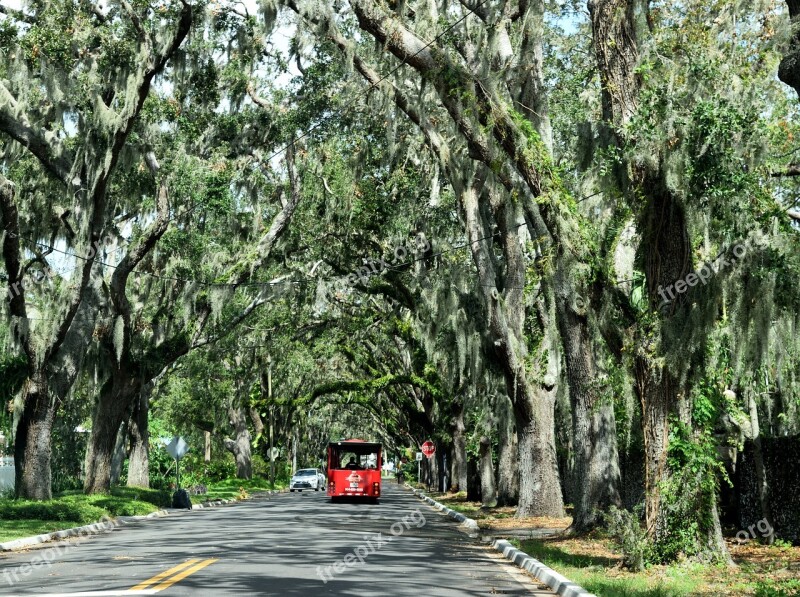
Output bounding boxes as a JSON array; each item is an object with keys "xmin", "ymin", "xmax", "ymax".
[
  {"xmin": 127, "ymin": 389, "xmax": 150, "ymax": 488},
  {"xmin": 224, "ymin": 406, "xmax": 252, "ymax": 480},
  {"xmin": 204, "ymin": 431, "xmax": 212, "ymax": 462},
  {"xmin": 451, "ymin": 407, "xmax": 468, "ymax": 492},
  {"xmin": 496, "ymin": 395, "xmax": 519, "ymax": 506},
  {"xmin": 557, "ymin": 268, "xmax": 622, "ymax": 531},
  {"xmin": 478, "ymin": 435, "xmax": 497, "ymax": 508},
  {"xmin": 14, "ymin": 371, "xmax": 54, "ymax": 500},
  {"xmin": 84, "ymin": 375, "xmax": 138, "ymax": 493},
  {"xmin": 516, "ymin": 393, "xmax": 564, "ymax": 517}
]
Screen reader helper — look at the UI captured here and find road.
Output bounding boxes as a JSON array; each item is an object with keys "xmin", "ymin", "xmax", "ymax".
[{"xmin": 0, "ymin": 483, "xmax": 554, "ymax": 596}]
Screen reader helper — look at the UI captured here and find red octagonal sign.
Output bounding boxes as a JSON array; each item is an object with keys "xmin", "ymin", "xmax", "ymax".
[{"xmin": 421, "ymin": 441, "xmax": 436, "ymax": 458}]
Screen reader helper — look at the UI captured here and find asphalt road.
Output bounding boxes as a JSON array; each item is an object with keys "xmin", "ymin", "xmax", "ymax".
[{"xmin": 0, "ymin": 483, "xmax": 554, "ymax": 596}]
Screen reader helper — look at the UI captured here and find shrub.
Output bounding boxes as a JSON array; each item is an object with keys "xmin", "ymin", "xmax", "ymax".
[
  {"xmin": 0, "ymin": 500, "xmax": 106, "ymax": 525},
  {"xmin": 604, "ymin": 505, "xmax": 652, "ymax": 571}
]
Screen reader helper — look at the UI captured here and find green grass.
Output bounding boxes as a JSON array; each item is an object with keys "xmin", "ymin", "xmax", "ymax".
[
  {"xmin": 0, "ymin": 519, "xmax": 85, "ymax": 543},
  {"xmin": 514, "ymin": 538, "xmax": 800, "ymax": 597},
  {"xmin": 0, "ymin": 486, "xmax": 171, "ymax": 544},
  {"xmin": 0, "ymin": 479, "xmax": 285, "ymax": 544},
  {"xmin": 201, "ymin": 478, "xmax": 285, "ymax": 503},
  {"xmin": 516, "ymin": 538, "xmax": 703, "ymax": 597}
]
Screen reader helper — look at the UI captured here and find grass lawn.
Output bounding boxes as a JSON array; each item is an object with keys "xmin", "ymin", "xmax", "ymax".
[
  {"xmin": 0, "ymin": 486, "xmax": 171, "ymax": 544},
  {"xmin": 200, "ymin": 478, "xmax": 285, "ymax": 503},
  {"xmin": 0, "ymin": 479, "xmax": 287, "ymax": 544},
  {"xmin": 431, "ymin": 491, "xmax": 800, "ymax": 596},
  {"xmin": 515, "ymin": 535, "xmax": 800, "ymax": 597}
]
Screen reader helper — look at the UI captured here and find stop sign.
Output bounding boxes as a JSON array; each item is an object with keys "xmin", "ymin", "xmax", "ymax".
[{"xmin": 421, "ymin": 441, "xmax": 435, "ymax": 458}]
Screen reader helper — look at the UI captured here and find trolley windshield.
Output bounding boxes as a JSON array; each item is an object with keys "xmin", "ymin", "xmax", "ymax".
[{"xmin": 328, "ymin": 442, "xmax": 381, "ymax": 470}]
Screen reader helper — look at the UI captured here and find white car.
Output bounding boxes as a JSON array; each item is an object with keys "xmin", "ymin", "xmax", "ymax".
[{"xmin": 289, "ymin": 468, "xmax": 326, "ymax": 492}]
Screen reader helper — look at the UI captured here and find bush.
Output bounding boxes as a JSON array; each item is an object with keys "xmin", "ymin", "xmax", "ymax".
[
  {"xmin": 604, "ymin": 505, "xmax": 652, "ymax": 571},
  {"xmin": 0, "ymin": 500, "xmax": 106, "ymax": 525}
]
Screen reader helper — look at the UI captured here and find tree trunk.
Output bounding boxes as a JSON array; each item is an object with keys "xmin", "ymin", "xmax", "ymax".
[
  {"xmin": 84, "ymin": 375, "xmax": 138, "ymax": 493},
  {"xmin": 466, "ymin": 455, "xmax": 481, "ymax": 502},
  {"xmin": 110, "ymin": 420, "xmax": 128, "ymax": 486},
  {"xmin": 224, "ymin": 406, "xmax": 252, "ymax": 480},
  {"xmin": 557, "ymin": 267, "xmax": 622, "ymax": 532},
  {"xmin": 14, "ymin": 371, "xmax": 54, "ymax": 500},
  {"xmin": 496, "ymin": 395, "xmax": 519, "ymax": 506},
  {"xmin": 204, "ymin": 431, "xmax": 212, "ymax": 462},
  {"xmin": 451, "ymin": 407, "xmax": 468, "ymax": 492},
  {"xmin": 127, "ymin": 389, "xmax": 150, "ymax": 488},
  {"xmin": 516, "ymin": 393, "xmax": 564, "ymax": 517},
  {"xmin": 779, "ymin": 0, "xmax": 800, "ymax": 99},
  {"xmin": 748, "ymin": 390, "xmax": 774, "ymax": 545},
  {"xmin": 478, "ymin": 436, "xmax": 497, "ymax": 508}
]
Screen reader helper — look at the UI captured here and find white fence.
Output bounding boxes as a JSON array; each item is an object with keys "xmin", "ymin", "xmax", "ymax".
[{"xmin": 0, "ymin": 456, "xmax": 14, "ymax": 492}]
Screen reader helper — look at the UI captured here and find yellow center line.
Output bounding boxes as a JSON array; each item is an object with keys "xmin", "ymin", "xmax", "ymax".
[
  {"xmin": 128, "ymin": 559, "xmax": 201, "ymax": 591},
  {"xmin": 150, "ymin": 559, "xmax": 219, "ymax": 592}
]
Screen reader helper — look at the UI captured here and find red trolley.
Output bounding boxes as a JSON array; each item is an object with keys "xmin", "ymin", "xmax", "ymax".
[{"xmin": 326, "ymin": 439, "xmax": 382, "ymax": 501}]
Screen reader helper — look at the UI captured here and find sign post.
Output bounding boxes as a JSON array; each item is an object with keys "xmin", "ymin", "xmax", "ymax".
[{"xmin": 164, "ymin": 436, "xmax": 191, "ymax": 509}]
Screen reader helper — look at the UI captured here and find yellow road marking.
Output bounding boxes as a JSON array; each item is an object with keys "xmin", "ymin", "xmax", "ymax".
[
  {"xmin": 150, "ymin": 559, "xmax": 218, "ymax": 592},
  {"xmin": 128, "ymin": 559, "xmax": 201, "ymax": 591}
]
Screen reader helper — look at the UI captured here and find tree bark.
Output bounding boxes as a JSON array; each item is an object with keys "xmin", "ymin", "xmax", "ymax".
[
  {"xmin": 84, "ymin": 374, "xmax": 138, "ymax": 493},
  {"xmin": 466, "ymin": 455, "xmax": 481, "ymax": 502},
  {"xmin": 748, "ymin": 390, "xmax": 774, "ymax": 545},
  {"xmin": 496, "ymin": 395, "xmax": 519, "ymax": 506},
  {"xmin": 451, "ymin": 407, "xmax": 468, "ymax": 492},
  {"xmin": 557, "ymin": 266, "xmax": 622, "ymax": 532},
  {"xmin": 110, "ymin": 420, "xmax": 128, "ymax": 486},
  {"xmin": 779, "ymin": 0, "xmax": 800, "ymax": 99},
  {"xmin": 224, "ymin": 406, "xmax": 253, "ymax": 480},
  {"xmin": 127, "ymin": 388, "xmax": 150, "ymax": 488},
  {"xmin": 515, "ymin": 391, "xmax": 564, "ymax": 517},
  {"xmin": 14, "ymin": 371, "xmax": 54, "ymax": 500},
  {"xmin": 478, "ymin": 435, "xmax": 497, "ymax": 508}
]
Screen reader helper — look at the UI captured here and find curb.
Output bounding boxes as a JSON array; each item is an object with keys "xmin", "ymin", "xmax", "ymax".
[
  {"xmin": 0, "ymin": 510, "xmax": 168, "ymax": 552},
  {"xmin": 406, "ymin": 485, "xmax": 479, "ymax": 532},
  {"xmin": 0, "ymin": 489, "xmax": 286, "ymax": 552},
  {"xmin": 405, "ymin": 486, "xmax": 596, "ymax": 597}
]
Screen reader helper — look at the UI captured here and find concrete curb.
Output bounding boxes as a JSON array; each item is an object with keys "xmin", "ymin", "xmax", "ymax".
[
  {"xmin": 405, "ymin": 486, "xmax": 596, "ymax": 597},
  {"xmin": 0, "ymin": 510, "xmax": 168, "ymax": 552},
  {"xmin": 406, "ymin": 485, "xmax": 479, "ymax": 532},
  {"xmin": 0, "ymin": 489, "xmax": 286, "ymax": 551},
  {"xmin": 492, "ymin": 539, "xmax": 597, "ymax": 597}
]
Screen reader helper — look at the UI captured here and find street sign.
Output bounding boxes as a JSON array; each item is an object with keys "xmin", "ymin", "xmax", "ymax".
[
  {"xmin": 415, "ymin": 452, "xmax": 423, "ymax": 461},
  {"xmin": 421, "ymin": 441, "xmax": 435, "ymax": 458},
  {"xmin": 165, "ymin": 436, "xmax": 189, "ymax": 460}
]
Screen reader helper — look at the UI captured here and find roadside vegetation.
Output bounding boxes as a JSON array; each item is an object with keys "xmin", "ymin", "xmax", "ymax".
[{"xmin": 432, "ymin": 492, "xmax": 800, "ymax": 596}]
